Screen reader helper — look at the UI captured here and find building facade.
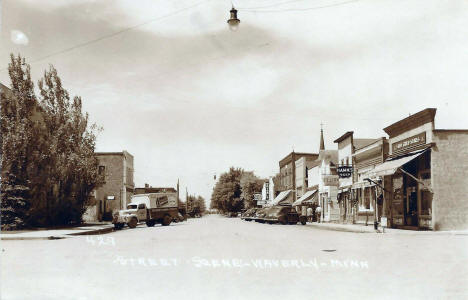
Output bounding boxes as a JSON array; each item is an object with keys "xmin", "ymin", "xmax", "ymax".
[
  {"xmin": 295, "ymin": 156, "xmax": 319, "ymax": 199},
  {"xmin": 308, "ymin": 150, "xmax": 339, "ymax": 222},
  {"xmin": 84, "ymin": 151, "xmax": 134, "ymax": 221},
  {"xmin": 369, "ymin": 108, "xmax": 468, "ymax": 230},
  {"xmin": 279, "ymin": 152, "xmax": 318, "ymax": 201}
]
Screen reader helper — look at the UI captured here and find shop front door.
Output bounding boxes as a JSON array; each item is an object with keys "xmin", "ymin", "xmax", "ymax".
[{"xmin": 405, "ymin": 186, "xmax": 418, "ymax": 227}]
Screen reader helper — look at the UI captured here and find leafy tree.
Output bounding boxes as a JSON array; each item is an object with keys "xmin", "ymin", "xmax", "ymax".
[
  {"xmin": 1, "ymin": 54, "xmax": 42, "ymax": 229},
  {"xmin": 36, "ymin": 64, "xmax": 101, "ymax": 225},
  {"xmin": 186, "ymin": 194, "xmax": 206, "ymax": 217},
  {"xmin": 0, "ymin": 173, "xmax": 30, "ymax": 230},
  {"xmin": 240, "ymin": 171, "xmax": 263, "ymax": 209},
  {"xmin": 1, "ymin": 54, "xmax": 101, "ymax": 228},
  {"xmin": 210, "ymin": 167, "xmax": 243, "ymax": 213}
]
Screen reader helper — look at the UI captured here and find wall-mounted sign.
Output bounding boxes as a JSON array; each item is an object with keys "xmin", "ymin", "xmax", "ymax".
[
  {"xmin": 323, "ymin": 175, "xmax": 339, "ymax": 187},
  {"xmin": 392, "ymin": 132, "xmax": 426, "ymax": 152},
  {"xmin": 253, "ymin": 193, "xmax": 262, "ymax": 202},
  {"xmin": 337, "ymin": 166, "xmax": 353, "ymax": 178},
  {"xmin": 107, "ymin": 195, "xmax": 115, "ymax": 200}
]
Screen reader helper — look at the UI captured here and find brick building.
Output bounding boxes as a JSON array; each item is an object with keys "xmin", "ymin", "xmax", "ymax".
[
  {"xmin": 279, "ymin": 152, "xmax": 318, "ymax": 201},
  {"xmin": 84, "ymin": 151, "xmax": 134, "ymax": 221}
]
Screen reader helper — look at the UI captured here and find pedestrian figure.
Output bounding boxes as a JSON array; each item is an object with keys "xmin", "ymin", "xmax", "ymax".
[
  {"xmin": 307, "ymin": 207, "xmax": 313, "ymax": 222},
  {"xmin": 316, "ymin": 206, "xmax": 322, "ymax": 223}
]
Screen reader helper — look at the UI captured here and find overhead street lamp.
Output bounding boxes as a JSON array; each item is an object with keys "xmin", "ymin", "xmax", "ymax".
[{"xmin": 227, "ymin": 6, "xmax": 240, "ymax": 31}]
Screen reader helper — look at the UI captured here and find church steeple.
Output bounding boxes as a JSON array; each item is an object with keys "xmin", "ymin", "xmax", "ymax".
[{"xmin": 319, "ymin": 122, "xmax": 325, "ymax": 150}]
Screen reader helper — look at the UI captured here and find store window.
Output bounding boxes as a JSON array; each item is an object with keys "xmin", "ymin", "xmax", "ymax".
[{"xmin": 421, "ymin": 190, "xmax": 432, "ymax": 216}]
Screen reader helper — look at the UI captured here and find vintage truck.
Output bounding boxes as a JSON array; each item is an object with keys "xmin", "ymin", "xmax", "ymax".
[{"xmin": 112, "ymin": 192, "xmax": 179, "ymax": 229}]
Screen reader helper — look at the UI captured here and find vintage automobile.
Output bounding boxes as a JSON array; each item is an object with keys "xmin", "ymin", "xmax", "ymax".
[
  {"xmin": 241, "ymin": 208, "xmax": 258, "ymax": 221},
  {"xmin": 263, "ymin": 205, "xmax": 299, "ymax": 225},
  {"xmin": 253, "ymin": 207, "xmax": 269, "ymax": 223}
]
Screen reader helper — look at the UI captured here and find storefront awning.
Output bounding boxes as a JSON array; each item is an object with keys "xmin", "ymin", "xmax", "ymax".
[
  {"xmin": 270, "ymin": 190, "xmax": 292, "ymax": 206},
  {"xmin": 292, "ymin": 189, "xmax": 317, "ymax": 206},
  {"xmin": 369, "ymin": 149, "xmax": 428, "ymax": 177}
]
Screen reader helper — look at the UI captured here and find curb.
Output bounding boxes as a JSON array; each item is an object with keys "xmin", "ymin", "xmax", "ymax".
[
  {"xmin": 68, "ymin": 226, "xmax": 114, "ymax": 236},
  {"xmin": 1, "ymin": 226, "xmax": 114, "ymax": 241},
  {"xmin": 305, "ymin": 224, "xmax": 375, "ymax": 234}
]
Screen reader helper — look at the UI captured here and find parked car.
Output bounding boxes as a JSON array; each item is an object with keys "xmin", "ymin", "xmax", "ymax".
[
  {"xmin": 241, "ymin": 208, "xmax": 257, "ymax": 221},
  {"xmin": 253, "ymin": 207, "xmax": 269, "ymax": 223},
  {"xmin": 263, "ymin": 205, "xmax": 299, "ymax": 225}
]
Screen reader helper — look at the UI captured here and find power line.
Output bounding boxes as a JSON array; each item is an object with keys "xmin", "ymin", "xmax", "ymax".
[
  {"xmin": 237, "ymin": 0, "xmax": 310, "ymax": 10},
  {"xmin": 1, "ymin": 0, "xmax": 212, "ymax": 71},
  {"xmin": 239, "ymin": 0, "xmax": 359, "ymax": 13}
]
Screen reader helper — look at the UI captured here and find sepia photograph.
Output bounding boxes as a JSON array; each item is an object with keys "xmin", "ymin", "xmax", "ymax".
[{"xmin": 1, "ymin": 0, "xmax": 468, "ymax": 299}]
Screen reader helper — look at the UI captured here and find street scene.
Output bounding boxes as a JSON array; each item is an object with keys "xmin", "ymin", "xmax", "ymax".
[
  {"xmin": 3, "ymin": 215, "xmax": 468, "ymax": 300},
  {"xmin": 1, "ymin": 0, "xmax": 468, "ymax": 299}
]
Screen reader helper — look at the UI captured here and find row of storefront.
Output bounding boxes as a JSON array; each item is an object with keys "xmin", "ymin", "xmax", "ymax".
[
  {"xmin": 334, "ymin": 108, "xmax": 468, "ymax": 231},
  {"xmin": 264, "ymin": 108, "xmax": 468, "ymax": 231}
]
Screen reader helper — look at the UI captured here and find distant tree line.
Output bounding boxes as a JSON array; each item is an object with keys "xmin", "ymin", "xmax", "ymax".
[
  {"xmin": 210, "ymin": 167, "xmax": 264, "ymax": 213},
  {"xmin": 1, "ymin": 54, "xmax": 101, "ymax": 230},
  {"xmin": 186, "ymin": 194, "xmax": 206, "ymax": 217}
]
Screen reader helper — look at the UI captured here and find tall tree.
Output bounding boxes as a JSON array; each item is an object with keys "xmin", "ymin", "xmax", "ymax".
[
  {"xmin": 1, "ymin": 54, "xmax": 101, "ymax": 228},
  {"xmin": 37, "ymin": 65, "xmax": 101, "ymax": 225},
  {"xmin": 240, "ymin": 171, "xmax": 263, "ymax": 209},
  {"xmin": 1, "ymin": 54, "xmax": 42, "ymax": 229},
  {"xmin": 210, "ymin": 167, "xmax": 243, "ymax": 213}
]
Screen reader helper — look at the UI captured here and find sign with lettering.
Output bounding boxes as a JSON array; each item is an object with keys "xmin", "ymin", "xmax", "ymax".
[
  {"xmin": 337, "ymin": 166, "xmax": 353, "ymax": 178},
  {"xmin": 323, "ymin": 175, "xmax": 339, "ymax": 187},
  {"xmin": 392, "ymin": 132, "xmax": 426, "ymax": 152},
  {"xmin": 156, "ymin": 196, "xmax": 169, "ymax": 207}
]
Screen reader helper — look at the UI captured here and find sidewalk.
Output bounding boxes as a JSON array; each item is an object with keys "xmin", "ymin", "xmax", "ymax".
[
  {"xmin": 305, "ymin": 222, "xmax": 468, "ymax": 235},
  {"xmin": 1, "ymin": 223, "xmax": 114, "ymax": 240}
]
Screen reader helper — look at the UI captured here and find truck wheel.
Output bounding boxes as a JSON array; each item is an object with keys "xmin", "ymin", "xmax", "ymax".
[
  {"xmin": 146, "ymin": 220, "xmax": 155, "ymax": 227},
  {"xmin": 128, "ymin": 217, "xmax": 138, "ymax": 228},
  {"xmin": 300, "ymin": 218, "xmax": 307, "ymax": 225},
  {"xmin": 280, "ymin": 217, "xmax": 288, "ymax": 225},
  {"xmin": 162, "ymin": 215, "xmax": 172, "ymax": 226}
]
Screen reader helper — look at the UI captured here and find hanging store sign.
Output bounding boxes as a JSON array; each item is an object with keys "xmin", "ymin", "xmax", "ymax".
[
  {"xmin": 337, "ymin": 166, "xmax": 353, "ymax": 178},
  {"xmin": 392, "ymin": 132, "xmax": 426, "ymax": 152},
  {"xmin": 323, "ymin": 175, "xmax": 339, "ymax": 187}
]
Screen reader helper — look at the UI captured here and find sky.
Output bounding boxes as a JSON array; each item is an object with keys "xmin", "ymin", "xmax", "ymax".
[{"xmin": 1, "ymin": 0, "xmax": 468, "ymax": 206}]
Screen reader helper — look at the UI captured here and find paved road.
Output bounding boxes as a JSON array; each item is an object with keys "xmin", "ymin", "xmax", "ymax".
[{"xmin": 2, "ymin": 215, "xmax": 467, "ymax": 300}]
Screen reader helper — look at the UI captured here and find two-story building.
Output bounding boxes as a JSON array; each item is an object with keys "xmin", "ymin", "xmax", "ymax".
[
  {"xmin": 334, "ymin": 131, "xmax": 382, "ymax": 224},
  {"xmin": 84, "ymin": 151, "xmax": 135, "ymax": 221},
  {"xmin": 278, "ymin": 151, "xmax": 319, "ymax": 201}
]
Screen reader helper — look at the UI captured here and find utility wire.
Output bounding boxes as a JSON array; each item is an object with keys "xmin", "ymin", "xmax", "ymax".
[
  {"xmin": 239, "ymin": 0, "xmax": 359, "ymax": 12},
  {"xmin": 237, "ymin": 0, "xmax": 311, "ymax": 10},
  {"xmin": 1, "ymin": 0, "xmax": 212, "ymax": 71}
]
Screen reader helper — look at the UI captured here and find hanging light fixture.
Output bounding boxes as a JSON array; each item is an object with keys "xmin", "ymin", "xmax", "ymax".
[{"xmin": 227, "ymin": 6, "xmax": 240, "ymax": 31}]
